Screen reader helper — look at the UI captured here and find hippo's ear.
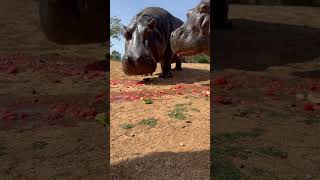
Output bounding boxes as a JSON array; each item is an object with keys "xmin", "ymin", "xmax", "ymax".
[
  {"xmin": 186, "ymin": 8, "xmax": 193, "ymax": 18},
  {"xmin": 147, "ymin": 19, "xmax": 157, "ymax": 29}
]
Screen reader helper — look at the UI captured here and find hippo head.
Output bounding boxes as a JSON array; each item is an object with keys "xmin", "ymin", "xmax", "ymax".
[
  {"xmin": 122, "ymin": 15, "xmax": 166, "ymax": 76},
  {"xmin": 170, "ymin": 0, "xmax": 210, "ymax": 56}
]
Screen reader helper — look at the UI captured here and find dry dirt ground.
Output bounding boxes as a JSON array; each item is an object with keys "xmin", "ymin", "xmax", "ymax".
[
  {"xmin": 0, "ymin": 0, "xmax": 108, "ymax": 180},
  {"xmin": 110, "ymin": 61, "xmax": 210, "ymax": 179},
  {"xmin": 212, "ymin": 5, "xmax": 320, "ymax": 180}
]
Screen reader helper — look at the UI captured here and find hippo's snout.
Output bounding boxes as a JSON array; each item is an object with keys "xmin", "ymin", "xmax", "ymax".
[{"xmin": 122, "ymin": 55, "xmax": 157, "ymax": 76}]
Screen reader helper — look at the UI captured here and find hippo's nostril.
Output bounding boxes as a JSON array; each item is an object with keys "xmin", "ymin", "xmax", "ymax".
[{"xmin": 123, "ymin": 56, "xmax": 134, "ymax": 64}]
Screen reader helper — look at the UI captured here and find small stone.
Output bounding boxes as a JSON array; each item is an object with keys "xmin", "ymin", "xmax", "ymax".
[
  {"xmin": 7, "ymin": 65, "xmax": 18, "ymax": 74},
  {"xmin": 307, "ymin": 93, "xmax": 320, "ymax": 104},
  {"xmin": 179, "ymin": 142, "xmax": 185, "ymax": 146},
  {"xmin": 185, "ymin": 121, "xmax": 192, "ymax": 123},
  {"xmin": 305, "ymin": 174, "xmax": 312, "ymax": 179},
  {"xmin": 295, "ymin": 94, "xmax": 305, "ymax": 101}
]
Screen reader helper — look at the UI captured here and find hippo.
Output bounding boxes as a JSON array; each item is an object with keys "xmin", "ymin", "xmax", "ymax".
[
  {"xmin": 170, "ymin": 0, "xmax": 210, "ymax": 57},
  {"xmin": 121, "ymin": 7, "xmax": 184, "ymax": 78}
]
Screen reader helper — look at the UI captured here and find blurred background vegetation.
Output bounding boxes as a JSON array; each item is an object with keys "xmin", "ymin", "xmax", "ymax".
[{"xmin": 183, "ymin": 54, "xmax": 210, "ymax": 64}]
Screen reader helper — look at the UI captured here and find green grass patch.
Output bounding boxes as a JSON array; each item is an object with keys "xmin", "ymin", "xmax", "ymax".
[
  {"xmin": 304, "ymin": 115, "xmax": 320, "ymax": 125},
  {"xmin": 169, "ymin": 110, "xmax": 187, "ymax": 120},
  {"xmin": 0, "ymin": 145, "xmax": 7, "ymax": 157},
  {"xmin": 139, "ymin": 118, "xmax": 158, "ymax": 128},
  {"xmin": 142, "ymin": 98, "xmax": 153, "ymax": 104},
  {"xmin": 184, "ymin": 54, "xmax": 210, "ymax": 63},
  {"xmin": 120, "ymin": 123, "xmax": 135, "ymax": 129},
  {"xmin": 168, "ymin": 104, "xmax": 189, "ymax": 120},
  {"xmin": 33, "ymin": 141, "xmax": 48, "ymax": 150},
  {"xmin": 254, "ymin": 146, "xmax": 288, "ymax": 159},
  {"xmin": 213, "ymin": 128, "xmax": 265, "ymax": 143}
]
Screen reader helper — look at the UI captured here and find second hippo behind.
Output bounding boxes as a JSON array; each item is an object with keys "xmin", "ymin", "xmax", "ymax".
[
  {"xmin": 121, "ymin": 7, "xmax": 184, "ymax": 78},
  {"xmin": 170, "ymin": 0, "xmax": 210, "ymax": 57}
]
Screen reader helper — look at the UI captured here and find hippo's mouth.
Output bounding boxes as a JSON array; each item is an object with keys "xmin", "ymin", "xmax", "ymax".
[{"xmin": 122, "ymin": 57, "xmax": 157, "ymax": 76}]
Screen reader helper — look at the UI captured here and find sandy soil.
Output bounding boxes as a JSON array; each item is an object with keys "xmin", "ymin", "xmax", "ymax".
[
  {"xmin": 212, "ymin": 4, "xmax": 320, "ymax": 180},
  {"xmin": 110, "ymin": 61, "xmax": 210, "ymax": 179},
  {"xmin": 0, "ymin": 1, "xmax": 108, "ymax": 180}
]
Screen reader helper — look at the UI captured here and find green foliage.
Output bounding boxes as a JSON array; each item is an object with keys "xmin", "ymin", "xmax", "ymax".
[
  {"xmin": 184, "ymin": 54, "xmax": 210, "ymax": 63},
  {"xmin": 139, "ymin": 118, "xmax": 158, "ymax": 128},
  {"xmin": 111, "ymin": 50, "xmax": 122, "ymax": 60},
  {"xmin": 168, "ymin": 103, "xmax": 189, "ymax": 120},
  {"xmin": 212, "ymin": 128, "xmax": 265, "ymax": 143},
  {"xmin": 120, "ymin": 123, "xmax": 135, "ymax": 129},
  {"xmin": 110, "ymin": 16, "xmax": 123, "ymax": 48},
  {"xmin": 143, "ymin": 99, "xmax": 153, "ymax": 104},
  {"xmin": 110, "ymin": 16, "xmax": 122, "ymax": 40}
]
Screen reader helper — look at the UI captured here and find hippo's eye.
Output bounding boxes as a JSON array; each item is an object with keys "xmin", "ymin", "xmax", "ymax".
[
  {"xmin": 199, "ymin": 4, "xmax": 209, "ymax": 13},
  {"xmin": 143, "ymin": 29, "xmax": 151, "ymax": 40},
  {"xmin": 144, "ymin": 40, "xmax": 150, "ymax": 48},
  {"xmin": 124, "ymin": 31, "xmax": 132, "ymax": 40}
]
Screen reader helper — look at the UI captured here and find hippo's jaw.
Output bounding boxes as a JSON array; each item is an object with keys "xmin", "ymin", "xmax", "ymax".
[
  {"xmin": 170, "ymin": 0, "xmax": 210, "ymax": 57},
  {"xmin": 170, "ymin": 29, "xmax": 209, "ymax": 57},
  {"xmin": 122, "ymin": 56, "xmax": 157, "ymax": 76}
]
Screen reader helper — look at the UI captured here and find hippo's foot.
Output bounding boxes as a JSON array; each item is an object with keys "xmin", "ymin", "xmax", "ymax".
[
  {"xmin": 159, "ymin": 71, "xmax": 173, "ymax": 78},
  {"xmin": 143, "ymin": 73, "xmax": 153, "ymax": 76},
  {"xmin": 173, "ymin": 67, "xmax": 183, "ymax": 71}
]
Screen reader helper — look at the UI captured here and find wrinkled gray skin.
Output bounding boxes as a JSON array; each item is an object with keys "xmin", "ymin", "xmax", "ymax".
[
  {"xmin": 170, "ymin": 0, "xmax": 210, "ymax": 57},
  {"xmin": 122, "ymin": 7, "xmax": 184, "ymax": 78}
]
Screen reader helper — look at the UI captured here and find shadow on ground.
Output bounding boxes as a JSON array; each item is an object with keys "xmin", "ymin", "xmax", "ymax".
[
  {"xmin": 142, "ymin": 67, "xmax": 210, "ymax": 85},
  {"xmin": 213, "ymin": 19, "xmax": 320, "ymax": 71},
  {"xmin": 111, "ymin": 150, "xmax": 210, "ymax": 180},
  {"xmin": 291, "ymin": 70, "xmax": 320, "ymax": 79}
]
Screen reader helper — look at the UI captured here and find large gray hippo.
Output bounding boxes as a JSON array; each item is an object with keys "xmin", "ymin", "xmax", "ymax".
[
  {"xmin": 121, "ymin": 7, "xmax": 184, "ymax": 78},
  {"xmin": 170, "ymin": 0, "xmax": 210, "ymax": 56}
]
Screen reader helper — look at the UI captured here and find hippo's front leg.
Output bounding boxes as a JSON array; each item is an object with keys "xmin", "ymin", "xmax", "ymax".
[
  {"xmin": 172, "ymin": 54, "xmax": 183, "ymax": 71},
  {"xmin": 159, "ymin": 46, "xmax": 173, "ymax": 78}
]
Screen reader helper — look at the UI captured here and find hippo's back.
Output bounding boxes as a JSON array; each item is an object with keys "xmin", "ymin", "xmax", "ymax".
[{"xmin": 130, "ymin": 7, "xmax": 183, "ymax": 32}]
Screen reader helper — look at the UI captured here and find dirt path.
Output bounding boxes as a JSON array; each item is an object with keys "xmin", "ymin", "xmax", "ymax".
[
  {"xmin": 110, "ymin": 61, "xmax": 210, "ymax": 179},
  {"xmin": 212, "ymin": 5, "xmax": 320, "ymax": 179}
]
